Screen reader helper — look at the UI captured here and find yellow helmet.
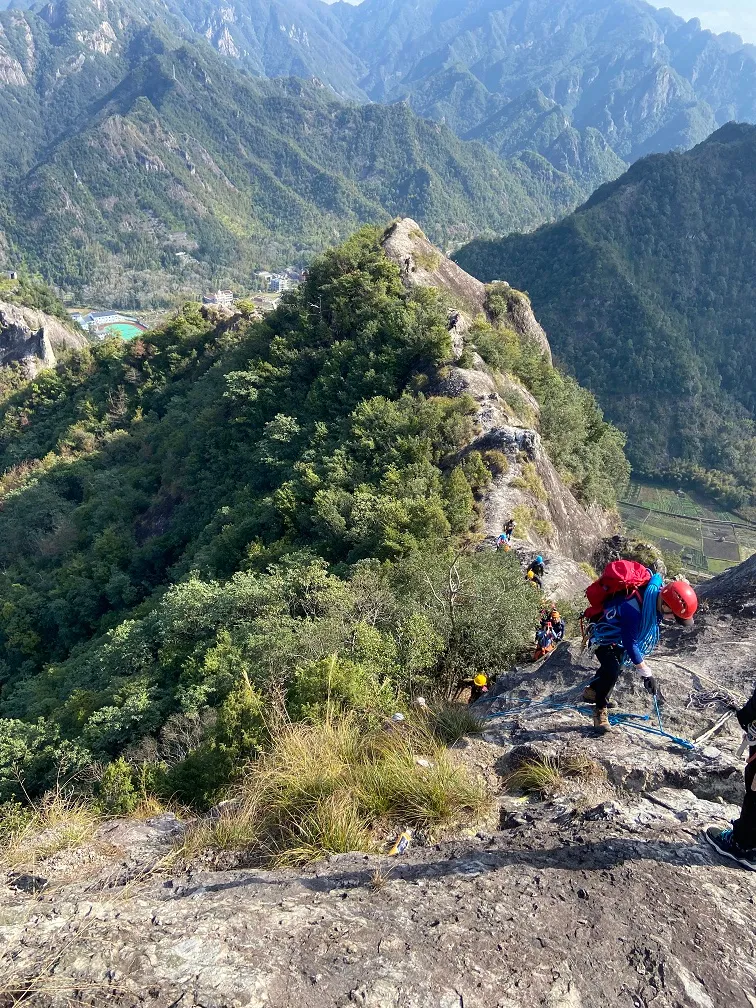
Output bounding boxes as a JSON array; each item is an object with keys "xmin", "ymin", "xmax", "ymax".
[
  {"xmin": 473, "ymin": 674, "xmax": 488, "ymax": 687},
  {"xmin": 552, "ymin": 611, "xmax": 561, "ymax": 620},
  {"xmin": 527, "ymin": 570, "xmax": 535, "ymax": 579}
]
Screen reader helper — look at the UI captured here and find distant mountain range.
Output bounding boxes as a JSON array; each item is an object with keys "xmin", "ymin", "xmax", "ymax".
[
  {"xmin": 455, "ymin": 123, "xmax": 756, "ymax": 508},
  {"xmin": 160, "ymin": 0, "xmax": 756, "ymax": 193},
  {"xmin": 0, "ymin": 0, "xmax": 592, "ymax": 305},
  {"xmin": 1, "ymin": 0, "xmax": 756, "ymax": 305}
]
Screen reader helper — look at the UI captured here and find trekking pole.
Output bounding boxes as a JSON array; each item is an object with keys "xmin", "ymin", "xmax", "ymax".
[
  {"xmin": 693, "ymin": 711, "xmax": 733, "ymax": 746},
  {"xmin": 653, "ymin": 694, "xmax": 664, "ymax": 733}
]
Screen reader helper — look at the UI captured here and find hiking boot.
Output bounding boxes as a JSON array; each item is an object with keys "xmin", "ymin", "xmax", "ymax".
[
  {"xmin": 593, "ymin": 707, "xmax": 612, "ymax": 734},
  {"xmin": 582, "ymin": 687, "xmax": 618, "ymax": 709},
  {"xmin": 704, "ymin": 827, "xmax": 756, "ymax": 871}
]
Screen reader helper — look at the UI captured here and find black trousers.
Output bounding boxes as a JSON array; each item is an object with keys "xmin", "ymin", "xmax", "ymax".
[
  {"xmin": 732, "ymin": 750, "xmax": 756, "ymax": 850},
  {"xmin": 590, "ymin": 645, "xmax": 625, "ymax": 709}
]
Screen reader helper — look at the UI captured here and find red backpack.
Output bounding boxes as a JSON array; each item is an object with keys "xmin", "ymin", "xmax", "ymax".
[{"xmin": 584, "ymin": 560, "xmax": 652, "ymax": 620}]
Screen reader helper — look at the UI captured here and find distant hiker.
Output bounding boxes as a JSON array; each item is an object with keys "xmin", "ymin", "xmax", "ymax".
[
  {"xmin": 706, "ymin": 686, "xmax": 756, "ymax": 871},
  {"xmin": 533, "ymin": 623, "xmax": 556, "ymax": 661},
  {"xmin": 548, "ymin": 608, "xmax": 565, "ymax": 642},
  {"xmin": 496, "ymin": 531, "xmax": 512, "ymax": 551},
  {"xmin": 496, "ymin": 520, "xmax": 516, "ymax": 550},
  {"xmin": 404, "ymin": 256, "xmax": 413, "ymax": 275},
  {"xmin": 582, "ymin": 560, "xmax": 698, "ymax": 735},
  {"xmin": 469, "ymin": 674, "xmax": 489, "ymax": 704},
  {"xmin": 448, "ymin": 311, "xmax": 461, "ymax": 330},
  {"xmin": 527, "ymin": 555, "xmax": 545, "ymax": 589}
]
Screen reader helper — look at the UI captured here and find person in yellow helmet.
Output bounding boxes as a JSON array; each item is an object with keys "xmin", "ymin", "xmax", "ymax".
[{"xmin": 469, "ymin": 673, "xmax": 489, "ymax": 704}]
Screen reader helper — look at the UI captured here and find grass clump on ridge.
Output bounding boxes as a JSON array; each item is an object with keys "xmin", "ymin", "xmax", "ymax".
[
  {"xmin": 176, "ymin": 714, "xmax": 492, "ymax": 866},
  {"xmin": 0, "ymin": 790, "xmax": 102, "ymax": 873},
  {"xmin": 505, "ymin": 750, "xmax": 604, "ymax": 798},
  {"xmin": 430, "ymin": 703, "xmax": 486, "ymax": 745}
]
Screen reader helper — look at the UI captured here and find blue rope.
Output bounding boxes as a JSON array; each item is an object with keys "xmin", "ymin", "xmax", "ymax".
[
  {"xmin": 484, "ymin": 693, "xmax": 696, "ymax": 750},
  {"xmin": 588, "ymin": 572, "xmax": 662, "ymax": 659}
]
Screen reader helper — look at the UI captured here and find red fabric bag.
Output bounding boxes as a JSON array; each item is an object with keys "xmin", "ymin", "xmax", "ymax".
[{"xmin": 584, "ymin": 560, "xmax": 652, "ymax": 619}]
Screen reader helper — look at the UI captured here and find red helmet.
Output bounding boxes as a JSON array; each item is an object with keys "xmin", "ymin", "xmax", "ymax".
[{"xmin": 660, "ymin": 580, "xmax": 698, "ymax": 623}]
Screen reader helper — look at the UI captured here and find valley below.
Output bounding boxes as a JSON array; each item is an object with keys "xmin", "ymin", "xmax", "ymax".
[{"xmin": 1, "ymin": 0, "xmax": 756, "ymax": 1004}]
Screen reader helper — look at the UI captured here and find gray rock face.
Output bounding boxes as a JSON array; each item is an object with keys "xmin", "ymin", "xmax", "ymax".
[
  {"xmin": 382, "ymin": 220, "xmax": 612, "ymax": 581},
  {"xmin": 0, "ymin": 300, "xmax": 87, "ymax": 377},
  {"xmin": 3, "ymin": 571, "xmax": 756, "ymax": 1005},
  {"xmin": 381, "ymin": 218, "xmax": 552, "ymax": 362}
]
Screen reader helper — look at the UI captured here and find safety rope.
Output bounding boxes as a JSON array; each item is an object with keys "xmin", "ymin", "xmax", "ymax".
[
  {"xmin": 484, "ymin": 688, "xmax": 696, "ymax": 750},
  {"xmin": 587, "ymin": 573, "xmax": 662, "ymax": 657}
]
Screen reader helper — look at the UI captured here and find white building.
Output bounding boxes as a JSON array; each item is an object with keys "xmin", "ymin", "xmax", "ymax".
[
  {"xmin": 268, "ymin": 275, "xmax": 294, "ymax": 293},
  {"xmin": 202, "ymin": 290, "xmax": 235, "ymax": 307}
]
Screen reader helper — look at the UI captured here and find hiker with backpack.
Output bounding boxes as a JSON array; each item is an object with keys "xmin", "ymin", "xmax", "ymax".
[
  {"xmin": 582, "ymin": 560, "xmax": 698, "ymax": 735},
  {"xmin": 527, "ymin": 555, "xmax": 545, "ymax": 588},
  {"xmin": 705, "ymin": 685, "xmax": 756, "ymax": 871},
  {"xmin": 533, "ymin": 622, "xmax": 557, "ymax": 661}
]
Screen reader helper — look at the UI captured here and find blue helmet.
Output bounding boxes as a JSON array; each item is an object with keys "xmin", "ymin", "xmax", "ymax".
[{"xmin": 535, "ymin": 555, "xmax": 543, "ymax": 564}]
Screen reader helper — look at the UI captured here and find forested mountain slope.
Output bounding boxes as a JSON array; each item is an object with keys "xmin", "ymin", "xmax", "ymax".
[
  {"xmin": 0, "ymin": 223, "xmax": 626, "ymax": 806},
  {"xmin": 0, "ymin": 1, "xmax": 587, "ymax": 305},
  {"xmin": 455, "ymin": 123, "xmax": 756, "ymax": 510},
  {"xmin": 3, "ymin": 41, "xmax": 585, "ymax": 306},
  {"xmin": 333, "ymin": 0, "xmax": 756, "ymax": 163}
]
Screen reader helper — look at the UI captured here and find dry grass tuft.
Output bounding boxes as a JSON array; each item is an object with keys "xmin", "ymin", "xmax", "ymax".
[
  {"xmin": 368, "ymin": 865, "xmax": 395, "ymax": 891},
  {"xmin": 175, "ymin": 715, "xmax": 492, "ymax": 866},
  {"xmin": 505, "ymin": 749, "xmax": 605, "ymax": 798},
  {"xmin": 0, "ymin": 790, "xmax": 101, "ymax": 873}
]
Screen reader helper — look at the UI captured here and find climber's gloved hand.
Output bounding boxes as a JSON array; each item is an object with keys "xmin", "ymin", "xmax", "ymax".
[{"xmin": 643, "ymin": 675, "xmax": 658, "ymax": 696}]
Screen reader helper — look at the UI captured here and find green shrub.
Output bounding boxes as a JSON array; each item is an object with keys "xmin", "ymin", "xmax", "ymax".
[
  {"xmin": 513, "ymin": 503, "xmax": 535, "ymax": 532},
  {"xmin": 468, "ymin": 318, "xmax": 518, "ymax": 371},
  {"xmin": 482, "ymin": 449, "xmax": 509, "ymax": 476},
  {"xmin": 413, "ymin": 248, "xmax": 441, "ymax": 272},
  {"xmin": 460, "ymin": 451, "xmax": 491, "ymax": 494},
  {"xmin": 532, "ymin": 518, "xmax": 554, "ymax": 538},
  {"xmin": 98, "ymin": 757, "xmax": 138, "ymax": 816},
  {"xmin": 512, "ymin": 461, "xmax": 547, "ymax": 501}
]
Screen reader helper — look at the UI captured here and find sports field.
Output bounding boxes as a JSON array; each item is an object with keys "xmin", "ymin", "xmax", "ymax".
[
  {"xmin": 619, "ymin": 479, "xmax": 756, "ymax": 576},
  {"xmin": 103, "ymin": 322, "xmax": 145, "ymax": 340}
]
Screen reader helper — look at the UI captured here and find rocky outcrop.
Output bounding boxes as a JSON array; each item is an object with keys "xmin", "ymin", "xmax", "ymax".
[
  {"xmin": 382, "ymin": 220, "xmax": 613, "ymax": 590},
  {"xmin": 0, "ymin": 301, "xmax": 87, "ymax": 377},
  {"xmin": 3, "ymin": 569, "xmax": 756, "ymax": 1006},
  {"xmin": 700, "ymin": 550, "xmax": 756, "ymax": 610},
  {"xmin": 382, "ymin": 218, "xmax": 551, "ymax": 362}
]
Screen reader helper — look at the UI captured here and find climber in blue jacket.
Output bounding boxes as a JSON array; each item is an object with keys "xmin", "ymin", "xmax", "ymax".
[{"xmin": 585, "ymin": 579, "xmax": 698, "ymax": 734}]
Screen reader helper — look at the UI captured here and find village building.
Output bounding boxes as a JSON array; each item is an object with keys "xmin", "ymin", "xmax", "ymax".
[{"xmin": 202, "ymin": 289, "xmax": 235, "ymax": 307}]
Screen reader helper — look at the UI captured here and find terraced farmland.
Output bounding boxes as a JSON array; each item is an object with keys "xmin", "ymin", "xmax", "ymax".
[{"xmin": 619, "ymin": 480, "xmax": 756, "ymax": 576}]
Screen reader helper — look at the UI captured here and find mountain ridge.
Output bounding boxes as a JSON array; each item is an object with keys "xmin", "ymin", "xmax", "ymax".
[{"xmin": 454, "ymin": 120, "xmax": 756, "ymax": 510}]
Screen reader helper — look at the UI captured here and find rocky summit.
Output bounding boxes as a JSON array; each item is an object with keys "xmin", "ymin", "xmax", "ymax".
[{"xmin": 2, "ymin": 555, "xmax": 755, "ymax": 1006}]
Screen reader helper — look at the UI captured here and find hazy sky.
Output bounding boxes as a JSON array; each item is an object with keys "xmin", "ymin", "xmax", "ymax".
[
  {"xmin": 325, "ymin": 0, "xmax": 756, "ymax": 43},
  {"xmin": 652, "ymin": 1, "xmax": 756, "ymax": 42}
]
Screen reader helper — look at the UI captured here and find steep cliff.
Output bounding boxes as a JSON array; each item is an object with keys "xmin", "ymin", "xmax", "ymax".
[
  {"xmin": 0, "ymin": 300, "xmax": 87, "ymax": 377},
  {"xmin": 382, "ymin": 219, "xmax": 615, "ymax": 596}
]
